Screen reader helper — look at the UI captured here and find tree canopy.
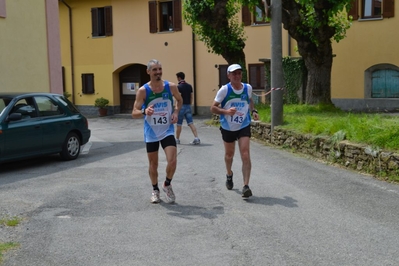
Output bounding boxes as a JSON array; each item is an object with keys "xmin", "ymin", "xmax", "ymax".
[
  {"xmin": 183, "ymin": 0, "xmax": 353, "ymax": 104},
  {"xmin": 280, "ymin": 0, "xmax": 352, "ymax": 104},
  {"xmin": 183, "ymin": 0, "xmax": 247, "ymax": 67}
]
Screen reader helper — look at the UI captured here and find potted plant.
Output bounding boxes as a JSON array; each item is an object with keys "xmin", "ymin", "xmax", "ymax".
[{"xmin": 94, "ymin": 97, "xmax": 109, "ymax": 116}]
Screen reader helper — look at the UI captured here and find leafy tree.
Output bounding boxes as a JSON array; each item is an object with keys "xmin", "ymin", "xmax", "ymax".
[
  {"xmin": 183, "ymin": 0, "xmax": 248, "ymax": 80},
  {"xmin": 184, "ymin": 0, "xmax": 353, "ymax": 104},
  {"xmin": 279, "ymin": 0, "xmax": 352, "ymax": 104}
]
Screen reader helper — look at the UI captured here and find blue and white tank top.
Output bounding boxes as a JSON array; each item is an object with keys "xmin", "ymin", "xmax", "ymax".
[
  {"xmin": 142, "ymin": 81, "xmax": 174, "ymax": 142},
  {"xmin": 220, "ymin": 83, "xmax": 251, "ymax": 131}
]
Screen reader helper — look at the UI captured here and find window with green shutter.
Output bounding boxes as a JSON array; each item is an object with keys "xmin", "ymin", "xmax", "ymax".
[{"xmin": 372, "ymin": 69, "xmax": 399, "ymax": 98}]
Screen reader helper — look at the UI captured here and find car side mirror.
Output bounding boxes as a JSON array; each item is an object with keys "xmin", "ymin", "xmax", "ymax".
[{"xmin": 7, "ymin": 113, "xmax": 22, "ymax": 122}]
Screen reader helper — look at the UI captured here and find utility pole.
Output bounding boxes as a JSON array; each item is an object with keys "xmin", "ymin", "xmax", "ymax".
[{"xmin": 270, "ymin": 0, "xmax": 283, "ymax": 131}]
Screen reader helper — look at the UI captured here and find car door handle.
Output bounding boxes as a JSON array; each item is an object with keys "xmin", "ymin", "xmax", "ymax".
[{"xmin": 34, "ymin": 125, "xmax": 41, "ymax": 129}]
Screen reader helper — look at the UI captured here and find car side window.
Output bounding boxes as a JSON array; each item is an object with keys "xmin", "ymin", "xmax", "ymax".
[
  {"xmin": 0, "ymin": 98, "xmax": 6, "ymax": 115},
  {"xmin": 35, "ymin": 96, "xmax": 64, "ymax": 117},
  {"xmin": 55, "ymin": 95, "xmax": 80, "ymax": 114},
  {"xmin": 11, "ymin": 99, "xmax": 37, "ymax": 119}
]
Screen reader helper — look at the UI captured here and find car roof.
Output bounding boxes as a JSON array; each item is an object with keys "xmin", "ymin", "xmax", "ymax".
[{"xmin": 0, "ymin": 92, "xmax": 62, "ymax": 99}]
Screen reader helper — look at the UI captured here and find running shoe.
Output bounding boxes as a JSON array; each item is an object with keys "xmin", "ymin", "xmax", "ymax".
[
  {"xmin": 150, "ymin": 190, "xmax": 161, "ymax": 203},
  {"xmin": 242, "ymin": 186, "xmax": 253, "ymax": 198},
  {"xmin": 190, "ymin": 138, "xmax": 201, "ymax": 145},
  {"xmin": 162, "ymin": 183, "xmax": 176, "ymax": 203},
  {"xmin": 226, "ymin": 172, "xmax": 234, "ymax": 190}
]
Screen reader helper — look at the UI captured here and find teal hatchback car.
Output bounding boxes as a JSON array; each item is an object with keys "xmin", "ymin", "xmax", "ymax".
[{"xmin": 0, "ymin": 93, "xmax": 91, "ymax": 163}]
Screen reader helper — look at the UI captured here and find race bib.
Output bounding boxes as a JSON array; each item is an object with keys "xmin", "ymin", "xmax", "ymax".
[
  {"xmin": 227, "ymin": 105, "xmax": 248, "ymax": 124},
  {"xmin": 149, "ymin": 112, "xmax": 170, "ymax": 126}
]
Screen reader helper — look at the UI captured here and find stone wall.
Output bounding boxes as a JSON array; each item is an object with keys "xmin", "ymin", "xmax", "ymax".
[{"xmin": 250, "ymin": 121, "xmax": 399, "ymax": 180}]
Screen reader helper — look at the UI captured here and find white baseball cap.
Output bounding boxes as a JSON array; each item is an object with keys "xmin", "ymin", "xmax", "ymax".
[{"xmin": 227, "ymin": 64, "xmax": 242, "ymax": 73}]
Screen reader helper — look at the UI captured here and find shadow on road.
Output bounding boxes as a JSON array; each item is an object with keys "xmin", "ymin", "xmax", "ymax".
[
  {"xmin": 242, "ymin": 194, "xmax": 299, "ymax": 207},
  {"xmin": 160, "ymin": 202, "xmax": 224, "ymax": 219},
  {"xmin": 0, "ymin": 140, "xmax": 143, "ymax": 184},
  {"xmin": 230, "ymin": 189, "xmax": 298, "ymax": 207}
]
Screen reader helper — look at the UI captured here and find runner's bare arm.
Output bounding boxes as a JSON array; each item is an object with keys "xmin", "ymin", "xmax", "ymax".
[
  {"xmin": 249, "ymin": 98, "xmax": 259, "ymax": 121},
  {"xmin": 132, "ymin": 87, "xmax": 146, "ymax": 119},
  {"xmin": 210, "ymin": 101, "xmax": 236, "ymax": 116}
]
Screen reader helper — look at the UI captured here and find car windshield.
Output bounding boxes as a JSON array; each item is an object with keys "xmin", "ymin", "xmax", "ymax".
[{"xmin": 0, "ymin": 97, "xmax": 12, "ymax": 116}]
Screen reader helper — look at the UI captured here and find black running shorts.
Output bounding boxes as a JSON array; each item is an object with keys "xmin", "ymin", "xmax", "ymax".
[
  {"xmin": 220, "ymin": 125, "xmax": 251, "ymax": 143},
  {"xmin": 146, "ymin": 135, "xmax": 176, "ymax": 153}
]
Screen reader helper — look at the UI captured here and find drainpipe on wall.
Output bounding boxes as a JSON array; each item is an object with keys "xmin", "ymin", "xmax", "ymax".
[
  {"xmin": 59, "ymin": 0, "xmax": 75, "ymax": 103},
  {"xmin": 288, "ymin": 32, "xmax": 291, "ymax": 57},
  {"xmin": 192, "ymin": 32, "xmax": 197, "ymax": 115}
]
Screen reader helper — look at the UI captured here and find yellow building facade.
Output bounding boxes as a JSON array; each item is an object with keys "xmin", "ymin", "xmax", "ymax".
[
  {"xmin": 58, "ymin": 0, "xmax": 399, "ymax": 115},
  {"xmin": 59, "ymin": 0, "xmax": 284, "ymax": 115},
  {"xmin": 332, "ymin": 0, "xmax": 399, "ymax": 111},
  {"xmin": 0, "ymin": 0, "xmax": 62, "ymax": 94}
]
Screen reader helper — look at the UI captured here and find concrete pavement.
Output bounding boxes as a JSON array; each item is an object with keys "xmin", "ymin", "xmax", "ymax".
[{"xmin": 1, "ymin": 116, "xmax": 399, "ymax": 265}]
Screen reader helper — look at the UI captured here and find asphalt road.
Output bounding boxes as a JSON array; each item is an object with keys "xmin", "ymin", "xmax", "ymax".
[{"xmin": 1, "ymin": 116, "xmax": 399, "ymax": 266}]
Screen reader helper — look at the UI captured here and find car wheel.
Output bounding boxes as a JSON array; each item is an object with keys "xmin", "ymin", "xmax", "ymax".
[{"xmin": 60, "ymin": 132, "xmax": 81, "ymax": 160}]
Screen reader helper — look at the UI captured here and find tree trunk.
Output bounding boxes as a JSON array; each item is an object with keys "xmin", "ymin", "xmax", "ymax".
[
  {"xmin": 222, "ymin": 49, "xmax": 247, "ymax": 82},
  {"xmin": 281, "ymin": 0, "xmax": 339, "ymax": 105},
  {"xmin": 302, "ymin": 51, "xmax": 333, "ymax": 105},
  {"xmin": 290, "ymin": 32, "xmax": 334, "ymax": 105},
  {"xmin": 222, "ymin": 49, "xmax": 246, "ymax": 68}
]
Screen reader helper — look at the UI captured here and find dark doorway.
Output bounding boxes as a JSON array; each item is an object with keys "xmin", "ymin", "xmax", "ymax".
[{"xmin": 119, "ymin": 64, "xmax": 149, "ymax": 113}]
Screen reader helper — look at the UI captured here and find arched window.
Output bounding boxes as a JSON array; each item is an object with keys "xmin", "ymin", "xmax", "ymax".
[{"xmin": 365, "ymin": 64, "xmax": 399, "ymax": 98}]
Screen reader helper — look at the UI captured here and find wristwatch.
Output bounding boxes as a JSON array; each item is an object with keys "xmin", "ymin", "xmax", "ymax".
[
  {"xmin": 141, "ymin": 108, "xmax": 146, "ymax": 115},
  {"xmin": 251, "ymin": 109, "xmax": 258, "ymax": 115}
]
